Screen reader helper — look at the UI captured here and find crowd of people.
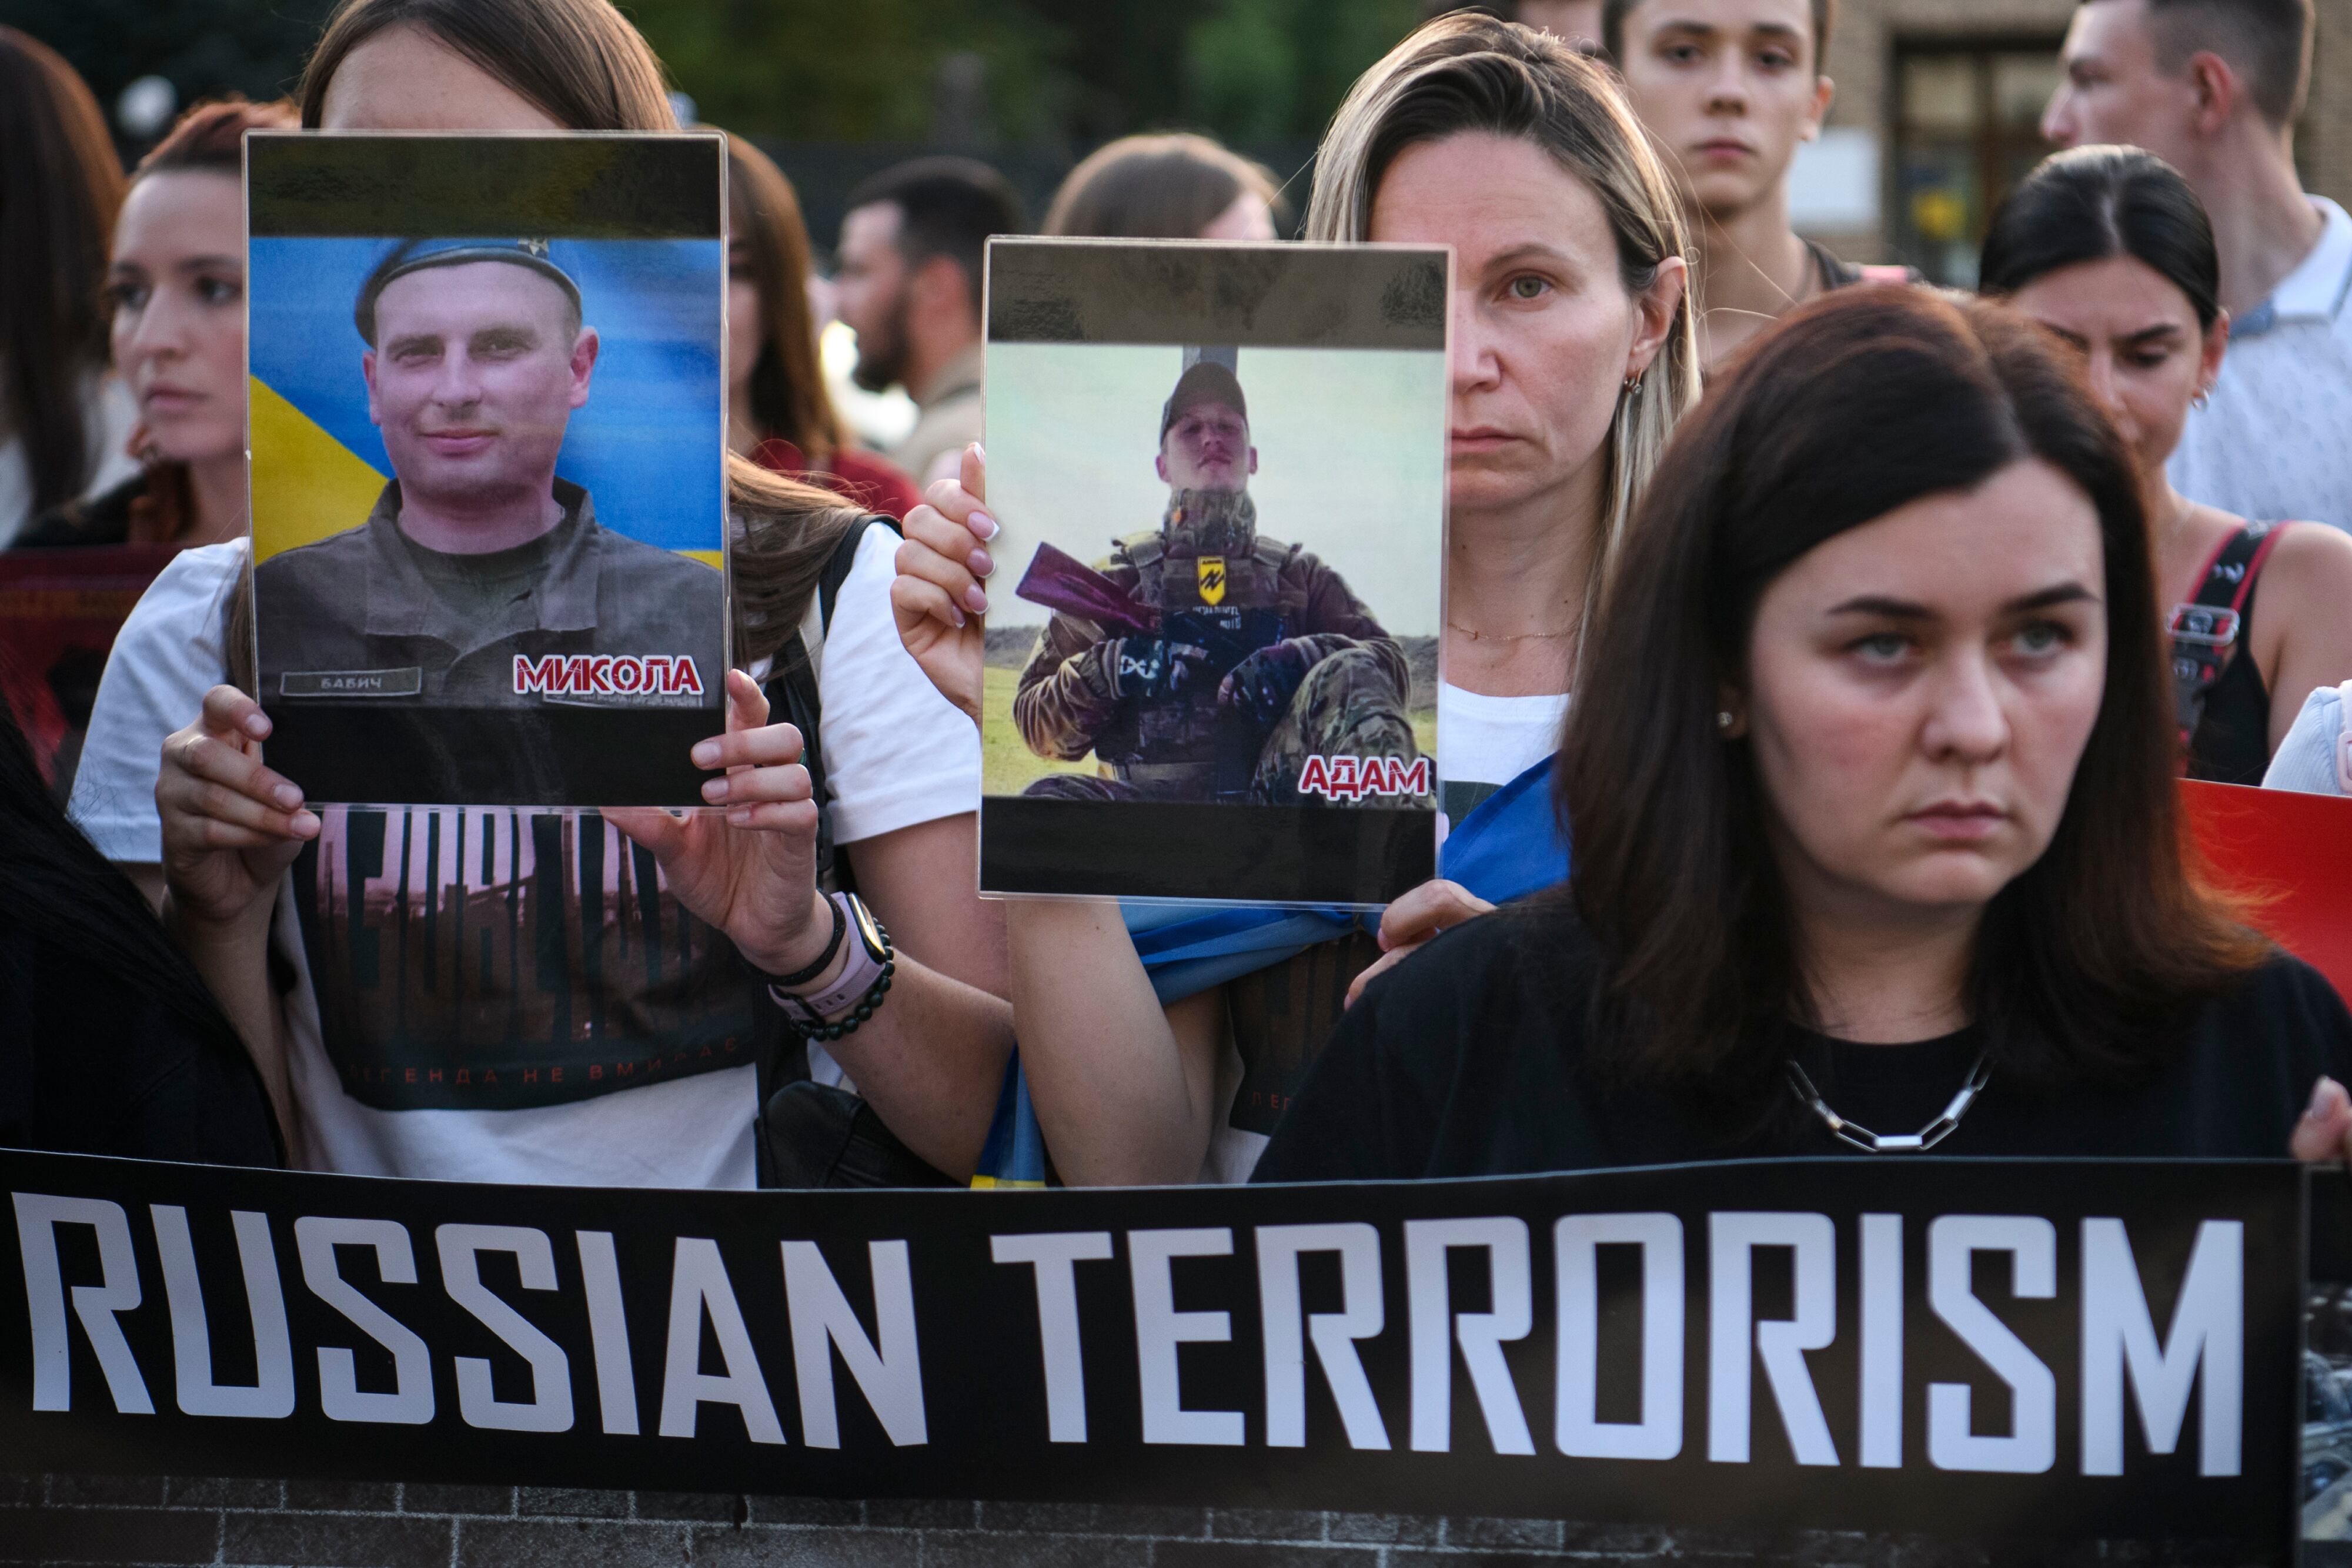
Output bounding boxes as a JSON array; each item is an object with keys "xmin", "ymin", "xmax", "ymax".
[{"xmin": 5, "ymin": 0, "xmax": 2352, "ymax": 1192}]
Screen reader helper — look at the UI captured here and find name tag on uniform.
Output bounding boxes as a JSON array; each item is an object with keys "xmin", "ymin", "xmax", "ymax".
[{"xmin": 280, "ymin": 668, "xmax": 423, "ymax": 697}]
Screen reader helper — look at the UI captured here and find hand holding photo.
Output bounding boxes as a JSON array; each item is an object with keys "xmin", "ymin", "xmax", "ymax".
[
  {"xmin": 981, "ymin": 239, "xmax": 1448, "ymax": 905},
  {"xmin": 243, "ymin": 133, "xmax": 727, "ymax": 807}
]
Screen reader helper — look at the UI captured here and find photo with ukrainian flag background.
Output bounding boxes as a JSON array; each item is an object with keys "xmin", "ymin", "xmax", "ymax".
[{"xmin": 243, "ymin": 133, "xmax": 728, "ymax": 808}]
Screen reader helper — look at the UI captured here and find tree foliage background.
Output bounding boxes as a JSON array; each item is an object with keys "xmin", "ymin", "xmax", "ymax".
[{"xmin": 6, "ymin": 0, "xmax": 1423, "ymax": 151}]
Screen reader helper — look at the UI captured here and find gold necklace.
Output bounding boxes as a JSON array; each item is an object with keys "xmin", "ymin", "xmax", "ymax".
[{"xmin": 1447, "ymin": 620, "xmax": 1577, "ymax": 643}]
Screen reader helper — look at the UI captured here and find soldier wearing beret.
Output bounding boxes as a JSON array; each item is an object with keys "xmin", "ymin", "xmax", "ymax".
[
  {"xmin": 254, "ymin": 239, "xmax": 723, "ymax": 711},
  {"xmin": 1013, "ymin": 358, "xmax": 1420, "ymax": 804}
]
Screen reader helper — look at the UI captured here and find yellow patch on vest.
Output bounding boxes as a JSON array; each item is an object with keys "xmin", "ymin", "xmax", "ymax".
[{"xmin": 1196, "ymin": 554, "xmax": 1227, "ymax": 605}]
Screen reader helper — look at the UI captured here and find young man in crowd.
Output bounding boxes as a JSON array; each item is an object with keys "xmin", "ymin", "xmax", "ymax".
[
  {"xmin": 834, "ymin": 156, "xmax": 1024, "ymax": 487},
  {"xmin": 1606, "ymin": 0, "xmax": 1890, "ymax": 368},
  {"xmin": 2044, "ymin": 0, "xmax": 2348, "ymax": 532}
]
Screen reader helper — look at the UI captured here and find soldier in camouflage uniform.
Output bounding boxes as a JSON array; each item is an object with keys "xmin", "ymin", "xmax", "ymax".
[{"xmin": 1013, "ymin": 360, "xmax": 1420, "ymax": 805}]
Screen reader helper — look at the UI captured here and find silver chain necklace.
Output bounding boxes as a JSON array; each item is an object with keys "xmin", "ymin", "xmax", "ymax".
[{"xmin": 1784, "ymin": 1052, "xmax": 1993, "ymax": 1154}]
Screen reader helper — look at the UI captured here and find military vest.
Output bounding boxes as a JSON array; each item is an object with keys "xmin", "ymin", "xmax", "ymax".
[{"xmin": 1094, "ymin": 490, "xmax": 1304, "ymax": 790}]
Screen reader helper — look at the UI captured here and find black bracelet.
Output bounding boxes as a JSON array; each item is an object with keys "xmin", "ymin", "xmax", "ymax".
[
  {"xmin": 791, "ymin": 958, "xmax": 896, "ymax": 1042},
  {"xmin": 756, "ymin": 894, "xmax": 845, "ymax": 988},
  {"xmin": 784, "ymin": 916, "xmax": 896, "ymax": 1042}
]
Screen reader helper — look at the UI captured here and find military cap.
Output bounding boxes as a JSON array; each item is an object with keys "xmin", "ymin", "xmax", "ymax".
[
  {"xmin": 1160, "ymin": 360, "xmax": 1248, "ymax": 439},
  {"xmin": 354, "ymin": 238, "xmax": 581, "ymax": 346}
]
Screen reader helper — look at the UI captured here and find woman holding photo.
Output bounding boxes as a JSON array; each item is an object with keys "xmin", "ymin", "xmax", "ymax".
[
  {"xmin": 891, "ymin": 14, "xmax": 1699, "ymax": 1185},
  {"xmin": 74, "ymin": 0, "xmax": 1014, "ymax": 1187},
  {"xmin": 1254, "ymin": 288, "xmax": 2352, "ymax": 1182}
]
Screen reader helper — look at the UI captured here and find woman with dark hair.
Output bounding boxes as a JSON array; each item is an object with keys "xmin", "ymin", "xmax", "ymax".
[
  {"xmin": 70, "ymin": 0, "xmax": 1013, "ymax": 1190},
  {"xmin": 1981, "ymin": 146, "xmax": 2352, "ymax": 784},
  {"xmin": 0, "ymin": 28, "xmax": 138, "ymax": 545},
  {"xmin": 0, "ymin": 703, "xmax": 280, "ymax": 1164},
  {"xmin": 1255, "ymin": 288, "xmax": 2352, "ymax": 1182},
  {"xmin": 17, "ymin": 98, "xmax": 298, "ymax": 551},
  {"xmin": 722, "ymin": 133, "xmax": 921, "ymax": 519},
  {"xmin": 1044, "ymin": 133, "xmax": 1283, "ymax": 242}
]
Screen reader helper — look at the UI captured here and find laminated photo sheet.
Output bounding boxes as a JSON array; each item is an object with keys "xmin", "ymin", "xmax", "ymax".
[
  {"xmin": 980, "ymin": 238, "xmax": 1448, "ymax": 905},
  {"xmin": 243, "ymin": 132, "xmax": 727, "ymax": 808}
]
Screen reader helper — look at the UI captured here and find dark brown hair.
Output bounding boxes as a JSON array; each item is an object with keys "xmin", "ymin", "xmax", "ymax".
[
  {"xmin": 0, "ymin": 27, "xmax": 125, "ymax": 519},
  {"xmin": 723, "ymin": 133, "xmax": 845, "ymax": 464},
  {"xmin": 1044, "ymin": 134, "xmax": 1284, "ymax": 240},
  {"xmin": 1603, "ymin": 0, "xmax": 1837, "ymax": 66},
  {"xmin": 256, "ymin": 0, "xmax": 862, "ymax": 690},
  {"xmin": 299, "ymin": 0, "xmax": 676, "ymax": 133},
  {"xmin": 111, "ymin": 98, "xmax": 299, "ymax": 545},
  {"xmin": 1558, "ymin": 287, "xmax": 2264, "ymax": 1103}
]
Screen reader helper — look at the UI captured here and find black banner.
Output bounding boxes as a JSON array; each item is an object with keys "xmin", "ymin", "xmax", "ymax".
[{"xmin": 0, "ymin": 1152, "xmax": 2305, "ymax": 1555}]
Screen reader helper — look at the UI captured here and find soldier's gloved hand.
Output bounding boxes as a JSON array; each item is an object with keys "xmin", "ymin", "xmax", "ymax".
[
  {"xmin": 1218, "ymin": 639, "xmax": 1318, "ymax": 731},
  {"xmin": 1104, "ymin": 638, "xmax": 1212, "ymax": 700}
]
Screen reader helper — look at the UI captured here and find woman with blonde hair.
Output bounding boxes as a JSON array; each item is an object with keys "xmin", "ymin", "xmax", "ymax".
[
  {"xmin": 72, "ymin": 0, "xmax": 1011, "ymax": 1189},
  {"xmin": 892, "ymin": 13, "xmax": 1699, "ymax": 1185}
]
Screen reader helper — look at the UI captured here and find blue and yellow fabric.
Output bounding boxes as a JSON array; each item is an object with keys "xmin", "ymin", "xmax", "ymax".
[{"xmin": 966, "ymin": 755, "xmax": 1572, "ymax": 1186}]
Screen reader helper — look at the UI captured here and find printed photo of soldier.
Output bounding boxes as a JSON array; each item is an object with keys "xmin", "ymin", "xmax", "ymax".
[
  {"xmin": 253, "ymin": 238, "xmax": 724, "ymax": 711},
  {"xmin": 1008, "ymin": 354, "xmax": 1422, "ymax": 807}
]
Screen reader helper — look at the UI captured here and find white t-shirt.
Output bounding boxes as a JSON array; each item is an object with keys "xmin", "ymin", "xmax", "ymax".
[
  {"xmin": 2264, "ymin": 681, "xmax": 2352, "ymax": 797},
  {"xmin": 2171, "ymin": 197, "xmax": 2352, "ymax": 533},
  {"xmin": 68, "ymin": 525, "xmax": 977, "ymax": 1187},
  {"xmin": 1197, "ymin": 680, "xmax": 1569, "ymax": 1184}
]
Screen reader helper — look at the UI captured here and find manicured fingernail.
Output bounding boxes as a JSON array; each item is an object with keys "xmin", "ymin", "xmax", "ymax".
[
  {"xmin": 2311, "ymin": 1078, "xmax": 2343, "ymax": 1119},
  {"xmin": 691, "ymin": 740, "xmax": 720, "ymax": 767},
  {"xmin": 701, "ymin": 777, "xmax": 727, "ymax": 802},
  {"xmin": 728, "ymin": 809, "xmax": 751, "ymax": 826},
  {"xmin": 273, "ymin": 784, "xmax": 302, "ymax": 809},
  {"xmin": 970, "ymin": 509, "xmax": 998, "ymax": 540},
  {"xmin": 948, "ymin": 606, "xmax": 967, "ymax": 629},
  {"xmin": 971, "ymin": 442, "xmax": 985, "ymax": 464},
  {"xmin": 968, "ymin": 547, "xmax": 995, "ymax": 579},
  {"xmin": 244, "ymin": 714, "xmax": 270, "ymax": 737},
  {"xmin": 291, "ymin": 810, "xmax": 319, "ymax": 836},
  {"xmin": 963, "ymin": 584, "xmax": 988, "ymax": 614}
]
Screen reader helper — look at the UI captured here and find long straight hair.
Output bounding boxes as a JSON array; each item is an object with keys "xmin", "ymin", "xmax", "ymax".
[
  {"xmin": 239, "ymin": 0, "xmax": 861, "ymax": 687},
  {"xmin": 0, "ymin": 28, "xmax": 125, "ymax": 519},
  {"xmin": 1305, "ymin": 14, "xmax": 1700, "ymax": 637},
  {"xmin": 1559, "ymin": 289, "xmax": 2266, "ymax": 1105},
  {"xmin": 723, "ymin": 133, "xmax": 847, "ymax": 466}
]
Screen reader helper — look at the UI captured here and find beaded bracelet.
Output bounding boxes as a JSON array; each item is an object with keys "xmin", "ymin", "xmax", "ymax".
[
  {"xmin": 776, "ymin": 904, "xmax": 896, "ymax": 1041},
  {"xmin": 791, "ymin": 956, "xmax": 896, "ymax": 1042}
]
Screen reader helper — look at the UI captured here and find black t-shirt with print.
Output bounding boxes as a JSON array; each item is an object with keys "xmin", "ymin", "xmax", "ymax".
[{"xmin": 1252, "ymin": 902, "xmax": 2352, "ymax": 1183}]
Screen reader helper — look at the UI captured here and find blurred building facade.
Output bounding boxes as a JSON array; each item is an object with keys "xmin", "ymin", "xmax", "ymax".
[{"xmin": 1797, "ymin": 0, "xmax": 2352, "ymax": 284}]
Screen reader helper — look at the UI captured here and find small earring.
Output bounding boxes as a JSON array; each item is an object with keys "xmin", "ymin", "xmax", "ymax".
[
  {"xmin": 1622, "ymin": 373, "xmax": 1643, "ymax": 399},
  {"xmin": 2193, "ymin": 387, "xmax": 2212, "ymax": 410},
  {"xmin": 1716, "ymin": 710, "xmax": 1735, "ymax": 731}
]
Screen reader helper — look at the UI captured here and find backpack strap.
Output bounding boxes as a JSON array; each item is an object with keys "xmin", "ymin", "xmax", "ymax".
[
  {"xmin": 2170, "ymin": 521, "xmax": 2288, "ymax": 759},
  {"xmin": 751, "ymin": 513, "xmax": 892, "ymax": 1178},
  {"xmin": 761, "ymin": 514, "xmax": 894, "ymax": 893}
]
